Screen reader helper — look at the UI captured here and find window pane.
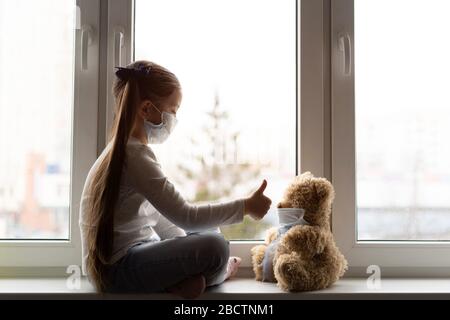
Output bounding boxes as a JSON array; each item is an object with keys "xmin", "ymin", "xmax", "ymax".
[
  {"xmin": 135, "ymin": 0, "xmax": 297, "ymax": 240},
  {"xmin": 356, "ymin": 0, "xmax": 450, "ymax": 240},
  {"xmin": 0, "ymin": 0, "xmax": 75, "ymax": 239}
]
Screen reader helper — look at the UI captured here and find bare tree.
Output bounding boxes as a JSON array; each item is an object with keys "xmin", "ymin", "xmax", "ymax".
[{"xmin": 176, "ymin": 90, "xmax": 270, "ymax": 239}]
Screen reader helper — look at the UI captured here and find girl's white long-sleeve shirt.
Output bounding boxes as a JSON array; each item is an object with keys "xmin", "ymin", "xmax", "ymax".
[{"xmin": 79, "ymin": 136, "xmax": 245, "ymax": 275}]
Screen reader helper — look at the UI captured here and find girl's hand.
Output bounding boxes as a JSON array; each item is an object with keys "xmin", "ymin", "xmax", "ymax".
[{"xmin": 244, "ymin": 179, "xmax": 272, "ymax": 220}]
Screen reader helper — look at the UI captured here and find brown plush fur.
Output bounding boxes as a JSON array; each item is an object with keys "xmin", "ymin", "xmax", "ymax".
[{"xmin": 251, "ymin": 172, "xmax": 348, "ymax": 291}]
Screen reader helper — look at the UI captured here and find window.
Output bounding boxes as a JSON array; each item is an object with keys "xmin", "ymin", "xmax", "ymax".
[
  {"xmin": 332, "ymin": 0, "xmax": 450, "ymax": 274},
  {"xmin": 0, "ymin": 0, "xmax": 99, "ymax": 270},
  {"xmin": 134, "ymin": 0, "xmax": 298, "ymax": 240},
  {"xmin": 4, "ymin": 0, "xmax": 448, "ymax": 277},
  {"xmin": 0, "ymin": 0, "xmax": 75, "ymax": 239},
  {"xmin": 355, "ymin": 0, "xmax": 450, "ymax": 241}
]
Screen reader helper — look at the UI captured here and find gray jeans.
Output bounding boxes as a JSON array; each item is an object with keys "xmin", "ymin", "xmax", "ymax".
[{"xmin": 104, "ymin": 231, "xmax": 230, "ymax": 293}]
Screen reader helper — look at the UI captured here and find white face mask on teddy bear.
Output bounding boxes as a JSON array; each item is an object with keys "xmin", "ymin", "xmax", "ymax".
[{"xmin": 276, "ymin": 208, "xmax": 306, "ymax": 225}]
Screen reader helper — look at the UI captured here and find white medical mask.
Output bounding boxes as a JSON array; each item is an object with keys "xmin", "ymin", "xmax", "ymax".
[{"xmin": 144, "ymin": 103, "xmax": 178, "ymax": 144}]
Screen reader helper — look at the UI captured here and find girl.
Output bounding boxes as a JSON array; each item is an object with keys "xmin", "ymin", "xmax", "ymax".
[{"xmin": 79, "ymin": 60, "xmax": 272, "ymax": 298}]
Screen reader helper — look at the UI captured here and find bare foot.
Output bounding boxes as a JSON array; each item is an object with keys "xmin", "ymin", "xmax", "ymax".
[
  {"xmin": 167, "ymin": 274, "xmax": 206, "ymax": 299},
  {"xmin": 225, "ymin": 256, "xmax": 242, "ymax": 280}
]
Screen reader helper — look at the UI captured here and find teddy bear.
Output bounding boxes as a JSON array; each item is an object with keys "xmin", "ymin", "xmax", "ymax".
[{"xmin": 251, "ymin": 172, "xmax": 348, "ymax": 291}]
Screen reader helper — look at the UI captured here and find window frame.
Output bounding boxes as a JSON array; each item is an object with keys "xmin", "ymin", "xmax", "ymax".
[
  {"xmin": 331, "ymin": 0, "xmax": 450, "ymax": 277},
  {"xmin": 3, "ymin": 0, "xmax": 446, "ymax": 278},
  {"xmin": 0, "ymin": 0, "xmax": 100, "ymax": 275}
]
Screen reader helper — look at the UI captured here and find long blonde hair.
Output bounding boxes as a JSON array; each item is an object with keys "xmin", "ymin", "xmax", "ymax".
[{"xmin": 85, "ymin": 60, "xmax": 181, "ymax": 292}]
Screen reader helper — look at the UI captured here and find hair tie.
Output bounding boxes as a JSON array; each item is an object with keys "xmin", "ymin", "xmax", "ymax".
[{"xmin": 115, "ymin": 63, "xmax": 152, "ymax": 80}]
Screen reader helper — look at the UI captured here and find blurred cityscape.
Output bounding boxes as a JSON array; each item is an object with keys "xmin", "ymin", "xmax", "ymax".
[
  {"xmin": 0, "ymin": 153, "xmax": 70, "ymax": 239},
  {"xmin": 357, "ymin": 109, "xmax": 450, "ymax": 240}
]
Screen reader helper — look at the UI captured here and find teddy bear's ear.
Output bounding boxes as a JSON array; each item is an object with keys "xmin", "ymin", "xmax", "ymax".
[
  {"xmin": 300, "ymin": 171, "xmax": 314, "ymax": 179},
  {"xmin": 313, "ymin": 179, "xmax": 333, "ymax": 202}
]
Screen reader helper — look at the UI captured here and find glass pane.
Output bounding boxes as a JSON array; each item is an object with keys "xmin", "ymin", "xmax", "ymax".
[
  {"xmin": 356, "ymin": 0, "xmax": 450, "ymax": 240},
  {"xmin": 0, "ymin": 0, "xmax": 75, "ymax": 239},
  {"xmin": 135, "ymin": 0, "xmax": 297, "ymax": 240}
]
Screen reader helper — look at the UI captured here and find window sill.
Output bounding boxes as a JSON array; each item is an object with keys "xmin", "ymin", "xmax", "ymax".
[{"xmin": 1, "ymin": 268, "xmax": 450, "ymax": 299}]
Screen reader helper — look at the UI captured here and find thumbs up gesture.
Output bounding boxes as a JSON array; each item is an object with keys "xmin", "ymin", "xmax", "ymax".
[{"xmin": 244, "ymin": 179, "xmax": 272, "ymax": 220}]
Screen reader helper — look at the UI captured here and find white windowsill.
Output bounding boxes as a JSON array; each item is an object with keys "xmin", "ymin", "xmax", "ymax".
[{"xmin": 1, "ymin": 268, "xmax": 450, "ymax": 299}]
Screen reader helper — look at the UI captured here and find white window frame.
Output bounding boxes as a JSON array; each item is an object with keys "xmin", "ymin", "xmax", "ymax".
[
  {"xmin": 0, "ymin": 0, "xmax": 100, "ymax": 275},
  {"xmin": 4, "ymin": 0, "xmax": 444, "ymax": 278},
  {"xmin": 103, "ymin": 0, "xmax": 134, "ymax": 147},
  {"xmin": 331, "ymin": 0, "xmax": 450, "ymax": 277}
]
